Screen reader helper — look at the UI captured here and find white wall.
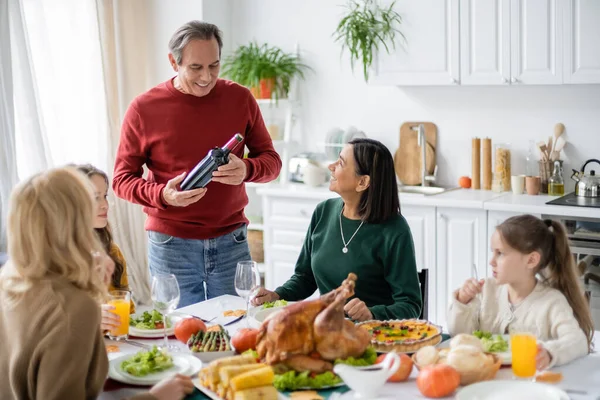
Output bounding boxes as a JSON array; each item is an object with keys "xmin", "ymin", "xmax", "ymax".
[
  {"xmin": 146, "ymin": 0, "xmax": 233, "ymax": 86},
  {"xmin": 146, "ymin": 0, "xmax": 206, "ymax": 85},
  {"xmin": 227, "ymin": 0, "xmax": 600, "ymax": 191}
]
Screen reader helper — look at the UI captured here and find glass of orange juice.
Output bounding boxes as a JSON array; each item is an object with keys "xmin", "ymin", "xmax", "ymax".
[
  {"xmin": 108, "ymin": 290, "xmax": 131, "ymax": 340},
  {"xmin": 511, "ymin": 332, "xmax": 537, "ymax": 379}
]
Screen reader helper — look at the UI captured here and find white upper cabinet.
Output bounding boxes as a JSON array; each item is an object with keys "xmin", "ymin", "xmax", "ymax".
[
  {"xmin": 511, "ymin": 0, "xmax": 563, "ymax": 85},
  {"xmin": 372, "ymin": 0, "xmax": 460, "ymax": 86},
  {"xmin": 460, "ymin": 0, "xmax": 511, "ymax": 85},
  {"xmin": 562, "ymin": 0, "xmax": 600, "ymax": 83},
  {"xmin": 378, "ymin": 0, "xmax": 600, "ymax": 85}
]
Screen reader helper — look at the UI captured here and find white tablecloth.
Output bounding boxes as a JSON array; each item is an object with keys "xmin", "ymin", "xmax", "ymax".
[{"xmin": 101, "ymin": 295, "xmax": 600, "ymax": 400}]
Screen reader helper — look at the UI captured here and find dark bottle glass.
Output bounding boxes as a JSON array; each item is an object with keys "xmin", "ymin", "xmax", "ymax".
[{"xmin": 180, "ymin": 133, "xmax": 244, "ymax": 190}]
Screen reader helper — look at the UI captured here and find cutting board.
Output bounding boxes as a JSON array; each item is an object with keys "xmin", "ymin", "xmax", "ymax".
[{"xmin": 394, "ymin": 122, "xmax": 437, "ymax": 185}]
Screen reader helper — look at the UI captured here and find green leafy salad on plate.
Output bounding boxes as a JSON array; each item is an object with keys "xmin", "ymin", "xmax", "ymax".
[
  {"xmin": 129, "ymin": 310, "xmax": 171, "ymax": 330},
  {"xmin": 473, "ymin": 330, "xmax": 509, "ymax": 352},
  {"xmin": 243, "ymin": 347, "xmax": 377, "ymax": 391},
  {"xmin": 120, "ymin": 346, "xmax": 174, "ymax": 377},
  {"xmin": 261, "ymin": 300, "xmax": 288, "ymax": 309}
]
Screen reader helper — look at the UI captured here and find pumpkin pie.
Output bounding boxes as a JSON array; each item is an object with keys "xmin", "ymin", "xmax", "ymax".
[{"xmin": 356, "ymin": 319, "xmax": 442, "ymax": 353}]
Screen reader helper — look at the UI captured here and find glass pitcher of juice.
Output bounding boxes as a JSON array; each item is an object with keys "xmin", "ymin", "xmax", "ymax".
[
  {"xmin": 108, "ymin": 290, "xmax": 131, "ymax": 340},
  {"xmin": 511, "ymin": 332, "xmax": 537, "ymax": 378}
]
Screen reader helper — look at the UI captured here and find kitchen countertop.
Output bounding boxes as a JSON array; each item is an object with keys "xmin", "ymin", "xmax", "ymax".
[
  {"xmin": 254, "ymin": 183, "xmax": 600, "ymax": 219},
  {"xmin": 484, "ymin": 193, "xmax": 600, "ymax": 219}
]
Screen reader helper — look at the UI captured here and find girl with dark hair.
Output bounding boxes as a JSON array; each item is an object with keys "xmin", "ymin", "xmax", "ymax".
[
  {"xmin": 76, "ymin": 164, "xmax": 135, "ymax": 331},
  {"xmin": 448, "ymin": 214, "xmax": 594, "ymax": 369},
  {"xmin": 253, "ymin": 139, "xmax": 422, "ymax": 321}
]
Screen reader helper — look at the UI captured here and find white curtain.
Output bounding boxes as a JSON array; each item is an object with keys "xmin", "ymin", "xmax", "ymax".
[
  {"xmin": 12, "ymin": 0, "xmax": 108, "ymax": 176},
  {"xmin": 6, "ymin": 0, "xmax": 154, "ymax": 303},
  {"xmin": 95, "ymin": 0, "xmax": 155, "ymax": 304},
  {"xmin": 0, "ymin": 0, "xmax": 18, "ymax": 252}
]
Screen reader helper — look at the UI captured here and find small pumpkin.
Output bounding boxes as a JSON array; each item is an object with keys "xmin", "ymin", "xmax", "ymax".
[
  {"xmin": 174, "ymin": 318, "xmax": 206, "ymax": 344},
  {"xmin": 459, "ymin": 176, "xmax": 472, "ymax": 189},
  {"xmin": 416, "ymin": 364, "xmax": 460, "ymax": 398},
  {"xmin": 231, "ymin": 328, "xmax": 259, "ymax": 353},
  {"xmin": 376, "ymin": 353, "xmax": 413, "ymax": 382}
]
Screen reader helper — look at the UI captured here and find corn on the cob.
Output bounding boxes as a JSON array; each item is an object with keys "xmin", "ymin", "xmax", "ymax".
[
  {"xmin": 233, "ymin": 385, "xmax": 279, "ymax": 400},
  {"xmin": 219, "ymin": 364, "xmax": 265, "ymax": 387},
  {"xmin": 206, "ymin": 354, "xmax": 257, "ymax": 384},
  {"xmin": 229, "ymin": 366, "xmax": 274, "ymax": 391}
]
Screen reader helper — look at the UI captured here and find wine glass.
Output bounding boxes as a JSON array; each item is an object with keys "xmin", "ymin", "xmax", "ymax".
[
  {"xmin": 151, "ymin": 274, "xmax": 180, "ymax": 351},
  {"xmin": 235, "ymin": 261, "xmax": 261, "ymax": 327}
]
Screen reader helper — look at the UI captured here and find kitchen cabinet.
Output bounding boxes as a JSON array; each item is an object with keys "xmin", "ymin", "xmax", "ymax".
[
  {"xmin": 436, "ymin": 207, "xmax": 487, "ymax": 330},
  {"xmin": 402, "ymin": 205, "xmax": 438, "ymax": 322},
  {"xmin": 459, "ymin": 0, "xmax": 562, "ymax": 85},
  {"xmin": 373, "ymin": 0, "xmax": 460, "ymax": 86},
  {"xmin": 510, "ymin": 0, "xmax": 563, "ymax": 85},
  {"xmin": 562, "ymin": 0, "xmax": 600, "ymax": 83},
  {"xmin": 459, "ymin": 0, "xmax": 511, "ymax": 85},
  {"xmin": 379, "ymin": 0, "xmax": 600, "ymax": 85}
]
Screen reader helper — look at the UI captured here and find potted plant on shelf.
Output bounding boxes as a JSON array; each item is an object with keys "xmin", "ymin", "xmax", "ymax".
[
  {"xmin": 221, "ymin": 42, "xmax": 310, "ymax": 100},
  {"xmin": 333, "ymin": 0, "xmax": 405, "ymax": 82}
]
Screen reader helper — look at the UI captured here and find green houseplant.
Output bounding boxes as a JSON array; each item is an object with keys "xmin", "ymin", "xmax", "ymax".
[
  {"xmin": 221, "ymin": 42, "xmax": 310, "ymax": 100},
  {"xmin": 334, "ymin": 0, "xmax": 405, "ymax": 82}
]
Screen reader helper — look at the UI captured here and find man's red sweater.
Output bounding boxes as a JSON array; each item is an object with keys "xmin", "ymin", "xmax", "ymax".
[{"xmin": 113, "ymin": 78, "xmax": 282, "ymax": 240}]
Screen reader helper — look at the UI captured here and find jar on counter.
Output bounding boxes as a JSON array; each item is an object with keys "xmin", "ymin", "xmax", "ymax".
[{"xmin": 493, "ymin": 143, "xmax": 511, "ymax": 192}]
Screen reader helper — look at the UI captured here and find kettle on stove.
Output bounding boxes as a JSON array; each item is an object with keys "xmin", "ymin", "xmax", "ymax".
[{"xmin": 571, "ymin": 159, "xmax": 600, "ymax": 197}]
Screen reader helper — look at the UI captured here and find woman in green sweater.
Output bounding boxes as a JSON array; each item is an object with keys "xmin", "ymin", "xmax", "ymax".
[{"xmin": 253, "ymin": 138, "xmax": 422, "ymax": 321}]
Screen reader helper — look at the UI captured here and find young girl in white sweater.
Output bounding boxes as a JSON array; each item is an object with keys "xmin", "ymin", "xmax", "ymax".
[{"xmin": 448, "ymin": 215, "xmax": 594, "ymax": 370}]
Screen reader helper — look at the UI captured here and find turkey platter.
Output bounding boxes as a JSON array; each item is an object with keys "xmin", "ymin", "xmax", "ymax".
[{"xmin": 256, "ymin": 273, "xmax": 370, "ymax": 373}]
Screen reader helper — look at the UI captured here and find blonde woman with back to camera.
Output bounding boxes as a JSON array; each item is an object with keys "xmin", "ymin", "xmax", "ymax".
[{"xmin": 0, "ymin": 168, "xmax": 193, "ymax": 400}]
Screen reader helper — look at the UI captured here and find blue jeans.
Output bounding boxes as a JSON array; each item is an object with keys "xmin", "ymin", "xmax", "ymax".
[{"xmin": 147, "ymin": 224, "xmax": 251, "ymax": 308}]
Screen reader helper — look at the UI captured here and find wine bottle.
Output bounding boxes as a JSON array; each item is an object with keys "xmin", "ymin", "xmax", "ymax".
[{"xmin": 180, "ymin": 133, "xmax": 244, "ymax": 190}]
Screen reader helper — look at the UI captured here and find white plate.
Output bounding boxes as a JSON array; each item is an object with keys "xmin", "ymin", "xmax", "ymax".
[
  {"xmin": 193, "ymin": 378, "xmax": 287, "ymax": 400},
  {"xmin": 249, "ymin": 302, "xmax": 296, "ymax": 328},
  {"xmin": 109, "ymin": 353, "xmax": 202, "ymax": 386},
  {"xmin": 127, "ymin": 312, "xmax": 183, "ymax": 338},
  {"xmin": 439, "ymin": 334, "xmax": 511, "ymax": 365},
  {"xmin": 456, "ymin": 380, "xmax": 569, "ymax": 400},
  {"xmin": 128, "ymin": 325, "xmax": 175, "ymax": 338}
]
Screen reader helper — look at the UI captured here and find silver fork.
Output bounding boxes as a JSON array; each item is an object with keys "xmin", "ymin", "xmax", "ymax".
[
  {"xmin": 472, "ymin": 263, "xmax": 479, "ymax": 281},
  {"xmin": 125, "ymin": 339, "xmax": 152, "ymax": 350}
]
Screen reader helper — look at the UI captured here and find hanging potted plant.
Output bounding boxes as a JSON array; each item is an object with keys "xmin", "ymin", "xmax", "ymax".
[
  {"xmin": 333, "ymin": 0, "xmax": 405, "ymax": 82},
  {"xmin": 221, "ymin": 42, "xmax": 310, "ymax": 100}
]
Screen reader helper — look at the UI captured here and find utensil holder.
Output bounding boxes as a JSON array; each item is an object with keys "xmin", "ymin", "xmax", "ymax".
[{"xmin": 538, "ymin": 160, "xmax": 563, "ymax": 194}]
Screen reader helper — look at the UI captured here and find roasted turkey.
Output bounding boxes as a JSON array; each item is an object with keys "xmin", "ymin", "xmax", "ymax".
[{"xmin": 255, "ymin": 273, "xmax": 371, "ymax": 373}]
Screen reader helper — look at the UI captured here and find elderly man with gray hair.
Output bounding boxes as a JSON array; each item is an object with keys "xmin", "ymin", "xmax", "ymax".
[{"xmin": 113, "ymin": 21, "xmax": 281, "ymax": 307}]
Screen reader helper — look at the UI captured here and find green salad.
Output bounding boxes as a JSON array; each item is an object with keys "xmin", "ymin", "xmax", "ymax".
[
  {"xmin": 474, "ymin": 330, "xmax": 509, "ymax": 352},
  {"xmin": 244, "ymin": 347, "xmax": 377, "ymax": 391},
  {"xmin": 262, "ymin": 300, "xmax": 288, "ymax": 309},
  {"xmin": 120, "ymin": 346, "xmax": 174, "ymax": 377},
  {"xmin": 129, "ymin": 310, "xmax": 171, "ymax": 330}
]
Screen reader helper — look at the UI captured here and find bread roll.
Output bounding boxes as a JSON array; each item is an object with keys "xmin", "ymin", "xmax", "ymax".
[
  {"xmin": 449, "ymin": 334, "xmax": 484, "ymax": 351},
  {"xmin": 446, "ymin": 345, "xmax": 488, "ymax": 376},
  {"xmin": 415, "ymin": 346, "xmax": 439, "ymax": 366}
]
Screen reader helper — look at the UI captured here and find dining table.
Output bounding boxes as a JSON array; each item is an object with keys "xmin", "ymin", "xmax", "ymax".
[{"xmin": 100, "ymin": 294, "xmax": 600, "ymax": 400}]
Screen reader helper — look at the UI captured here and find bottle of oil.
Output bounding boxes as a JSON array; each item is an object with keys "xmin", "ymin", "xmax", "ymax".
[{"xmin": 548, "ymin": 160, "xmax": 565, "ymax": 196}]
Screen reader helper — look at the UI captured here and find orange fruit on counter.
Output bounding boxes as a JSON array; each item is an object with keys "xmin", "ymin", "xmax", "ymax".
[
  {"xmin": 459, "ymin": 176, "xmax": 472, "ymax": 188},
  {"xmin": 174, "ymin": 318, "xmax": 207, "ymax": 344},
  {"xmin": 416, "ymin": 364, "xmax": 460, "ymax": 398},
  {"xmin": 375, "ymin": 353, "xmax": 413, "ymax": 382}
]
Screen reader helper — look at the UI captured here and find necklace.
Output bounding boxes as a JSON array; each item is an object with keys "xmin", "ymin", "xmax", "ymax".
[{"xmin": 339, "ymin": 207, "xmax": 364, "ymax": 254}]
